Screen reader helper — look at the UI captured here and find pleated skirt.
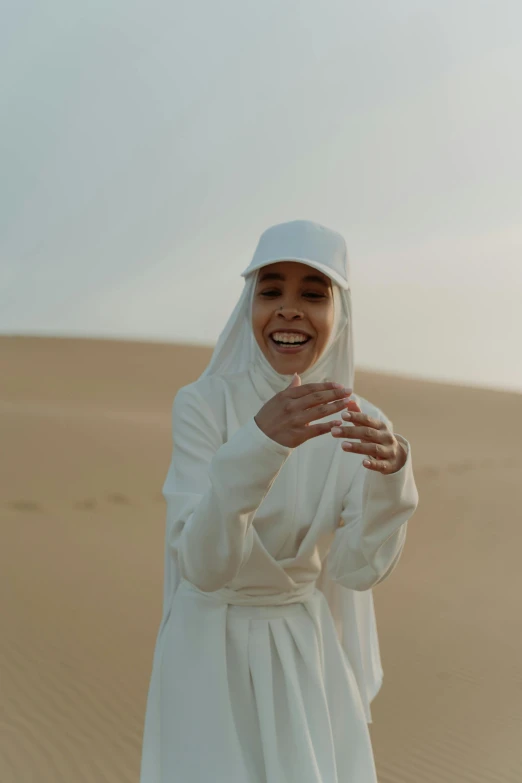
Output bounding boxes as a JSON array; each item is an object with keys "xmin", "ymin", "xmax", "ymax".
[{"xmin": 140, "ymin": 580, "xmax": 378, "ymax": 783}]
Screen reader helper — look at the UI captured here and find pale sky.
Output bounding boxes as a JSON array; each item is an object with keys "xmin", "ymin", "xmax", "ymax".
[{"xmin": 1, "ymin": 0, "xmax": 521, "ymax": 391}]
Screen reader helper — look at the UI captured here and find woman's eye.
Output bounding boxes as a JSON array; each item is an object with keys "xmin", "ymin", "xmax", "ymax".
[{"xmin": 259, "ymin": 290, "xmax": 325, "ymax": 300}]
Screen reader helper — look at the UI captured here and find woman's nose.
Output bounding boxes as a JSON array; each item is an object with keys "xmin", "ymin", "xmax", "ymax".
[{"xmin": 276, "ymin": 306, "xmax": 304, "ymax": 318}]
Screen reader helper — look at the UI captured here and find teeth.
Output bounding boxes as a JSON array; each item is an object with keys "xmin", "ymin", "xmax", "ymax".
[{"xmin": 272, "ymin": 332, "xmax": 309, "ymax": 344}]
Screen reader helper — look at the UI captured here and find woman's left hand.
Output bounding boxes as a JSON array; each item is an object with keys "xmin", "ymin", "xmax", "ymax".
[{"xmin": 331, "ymin": 400, "xmax": 407, "ymax": 474}]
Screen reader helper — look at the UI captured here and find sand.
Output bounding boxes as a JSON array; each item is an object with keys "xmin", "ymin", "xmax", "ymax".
[{"xmin": 1, "ymin": 335, "xmax": 521, "ymax": 783}]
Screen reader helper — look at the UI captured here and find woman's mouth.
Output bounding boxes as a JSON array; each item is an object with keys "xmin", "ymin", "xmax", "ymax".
[{"xmin": 268, "ymin": 331, "xmax": 312, "ymax": 354}]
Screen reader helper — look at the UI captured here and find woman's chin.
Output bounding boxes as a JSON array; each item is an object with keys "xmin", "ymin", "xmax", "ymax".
[{"xmin": 268, "ymin": 351, "xmax": 314, "ymax": 375}]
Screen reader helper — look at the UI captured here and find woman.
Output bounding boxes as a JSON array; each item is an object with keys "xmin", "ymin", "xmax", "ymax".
[{"xmin": 140, "ymin": 220, "xmax": 419, "ymax": 782}]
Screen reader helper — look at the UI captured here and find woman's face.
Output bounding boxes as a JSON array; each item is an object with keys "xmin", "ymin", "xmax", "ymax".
[{"xmin": 252, "ymin": 261, "xmax": 334, "ymax": 375}]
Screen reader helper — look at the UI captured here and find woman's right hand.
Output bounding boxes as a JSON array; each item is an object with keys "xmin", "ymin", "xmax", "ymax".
[{"xmin": 254, "ymin": 374, "xmax": 353, "ymax": 448}]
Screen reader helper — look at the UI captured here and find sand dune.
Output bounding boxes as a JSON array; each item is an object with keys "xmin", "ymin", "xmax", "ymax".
[{"xmin": 1, "ymin": 335, "xmax": 521, "ymax": 782}]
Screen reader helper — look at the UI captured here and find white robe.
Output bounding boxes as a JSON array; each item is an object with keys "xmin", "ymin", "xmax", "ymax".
[{"xmin": 140, "ymin": 365, "xmax": 419, "ymax": 783}]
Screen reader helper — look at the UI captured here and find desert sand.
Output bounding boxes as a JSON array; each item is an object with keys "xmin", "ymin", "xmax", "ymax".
[{"xmin": 1, "ymin": 335, "xmax": 521, "ymax": 783}]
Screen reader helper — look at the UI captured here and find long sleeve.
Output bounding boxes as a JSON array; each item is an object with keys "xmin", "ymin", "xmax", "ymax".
[
  {"xmin": 163, "ymin": 386, "xmax": 292, "ymax": 593},
  {"xmin": 326, "ymin": 434, "xmax": 419, "ymax": 592}
]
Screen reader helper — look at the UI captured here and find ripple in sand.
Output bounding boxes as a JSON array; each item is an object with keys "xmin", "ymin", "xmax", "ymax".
[{"xmin": 447, "ymin": 461, "xmax": 475, "ymax": 474}]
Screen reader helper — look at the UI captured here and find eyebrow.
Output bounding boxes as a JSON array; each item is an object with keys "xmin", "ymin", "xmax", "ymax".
[{"xmin": 258, "ymin": 271, "xmax": 330, "ymax": 288}]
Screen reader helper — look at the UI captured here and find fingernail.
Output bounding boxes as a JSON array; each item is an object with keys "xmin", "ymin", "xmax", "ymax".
[
  {"xmin": 332, "ymin": 382, "xmax": 344, "ymax": 389},
  {"xmin": 331, "ymin": 427, "xmax": 342, "ymax": 436},
  {"xmin": 342, "ymin": 442, "xmax": 352, "ymax": 449},
  {"xmin": 342, "ymin": 411, "xmax": 352, "ymax": 419}
]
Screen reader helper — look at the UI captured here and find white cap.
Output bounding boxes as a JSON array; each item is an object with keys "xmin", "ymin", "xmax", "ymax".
[{"xmin": 241, "ymin": 219, "xmax": 350, "ymax": 289}]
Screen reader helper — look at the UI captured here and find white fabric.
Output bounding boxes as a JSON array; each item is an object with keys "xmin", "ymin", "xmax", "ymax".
[{"xmin": 140, "ymin": 220, "xmax": 419, "ymax": 782}]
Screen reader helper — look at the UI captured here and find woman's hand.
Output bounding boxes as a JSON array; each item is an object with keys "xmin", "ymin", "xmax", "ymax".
[
  {"xmin": 331, "ymin": 400, "xmax": 408, "ymax": 474},
  {"xmin": 255, "ymin": 374, "xmax": 354, "ymax": 449}
]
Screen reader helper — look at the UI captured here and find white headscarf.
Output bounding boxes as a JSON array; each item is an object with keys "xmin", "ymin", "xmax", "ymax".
[
  {"xmin": 200, "ymin": 219, "xmax": 355, "ymax": 398},
  {"xmin": 196, "ymin": 220, "xmax": 383, "ymax": 723}
]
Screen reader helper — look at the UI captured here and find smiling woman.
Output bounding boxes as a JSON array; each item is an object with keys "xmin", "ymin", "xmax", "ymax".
[
  {"xmin": 140, "ymin": 219, "xmax": 419, "ymax": 783},
  {"xmin": 252, "ymin": 263, "xmax": 335, "ymax": 374}
]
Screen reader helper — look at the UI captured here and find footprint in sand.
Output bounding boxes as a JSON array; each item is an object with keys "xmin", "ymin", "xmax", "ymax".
[
  {"xmin": 417, "ymin": 466, "xmax": 440, "ymax": 480},
  {"xmin": 448, "ymin": 461, "xmax": 475, "ymax": 474},
  {"xmin": 74, "ymin": 498, "xmax": 98, "ymax": 511},
  {"xmin": 106, "ymin": 492, "xmax": 132, "ymax": 506},
  {"xmin": 8, "ymin": 500, "xmax": 43, "ymax": 512}
]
